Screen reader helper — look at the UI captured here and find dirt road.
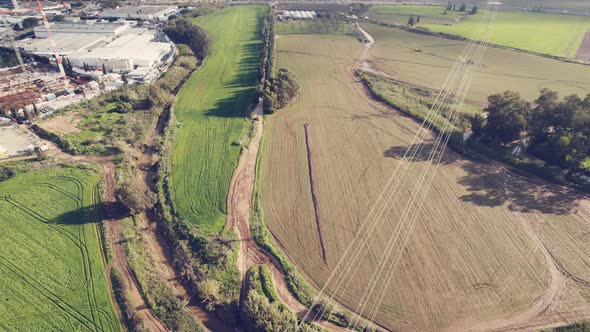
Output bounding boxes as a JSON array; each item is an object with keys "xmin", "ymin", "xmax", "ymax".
[
  {"xmin": 102, "ymin": 162, "xmax": 170, "ymax": 332},
  {"xmin": 225, "ymin": 101, "xmax": 350, "ymax": 331}
]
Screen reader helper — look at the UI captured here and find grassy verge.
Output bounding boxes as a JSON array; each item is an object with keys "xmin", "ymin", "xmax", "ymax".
[{"xmin": 357, "ymin": 70, "xmax": 479, "ymax": 152}]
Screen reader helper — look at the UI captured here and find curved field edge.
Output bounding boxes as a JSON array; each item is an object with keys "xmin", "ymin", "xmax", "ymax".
[
  {"xmin": 0, "ymin": 165, "xmax": 120, "ymax": 332},
  {"xmin": 170, "ymin": 5, "xmax": 266, "ymax": 235}
]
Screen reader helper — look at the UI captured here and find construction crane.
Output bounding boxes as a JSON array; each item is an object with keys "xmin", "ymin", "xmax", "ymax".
[
  {"xmin": 0, "ymin": 0, "xmax": 69, "ymax": 88},
  {"xmin": 35, "ymin": 0, "xmax": 69, "ymax": 89},
  {"xmin": 0, "ymin": 18, "xmax": 25, "ymax": 72}
]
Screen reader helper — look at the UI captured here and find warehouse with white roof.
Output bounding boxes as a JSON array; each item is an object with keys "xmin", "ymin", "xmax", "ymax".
[{"xmin": 19, "ymin": 21, "xmax": 175, "ymax": 79}]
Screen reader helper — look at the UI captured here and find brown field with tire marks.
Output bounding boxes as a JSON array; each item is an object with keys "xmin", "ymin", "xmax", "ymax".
[{"xmin": 261, "ymin": 33, "xmax": 590, "ymax": 331}]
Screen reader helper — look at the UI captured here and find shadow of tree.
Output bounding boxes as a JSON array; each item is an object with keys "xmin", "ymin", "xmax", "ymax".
[
  {"xmin": 384, "ymin": 143, "xmax": 456, "ymax": 165},
  {"xmin": 49, "ymin": 201, "xmax": 128, "ymax": 225},
  {"xmin": 457, "ymin": 162, "xmax": 583, "ymax": 215}
]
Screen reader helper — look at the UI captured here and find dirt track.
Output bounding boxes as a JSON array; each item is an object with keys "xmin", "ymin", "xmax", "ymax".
[{"xmin": 225, "ymin": 102, "xmax": 350, "ymax": 332}]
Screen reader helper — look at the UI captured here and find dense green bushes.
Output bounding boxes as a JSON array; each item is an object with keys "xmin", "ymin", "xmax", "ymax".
[
  {"xmin": 550, "ymin": 321, "xmax": 590, "ymax": 332},
  {"xmin": 240, "ymin": 266, "xmax": 304, "ymax": 332},
  {"xmin": 121, "ymin": 217, "xmax": 207, "ymax": 332},
  {"xmin": 261, "ymin": 68, "xmax": 300, "ymax": 113},
  {"xmin": 165, "ymin": 19, "xmax": 211, "ymax": 59},
  {"xmin": 110, "ymin": 268, "xmax": 147, "ymax": 331}
]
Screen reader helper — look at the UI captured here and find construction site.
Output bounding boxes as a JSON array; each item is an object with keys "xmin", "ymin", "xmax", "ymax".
[{"xmin": 0, "ymin": 0, "xmax": 176, "ymax": 123}]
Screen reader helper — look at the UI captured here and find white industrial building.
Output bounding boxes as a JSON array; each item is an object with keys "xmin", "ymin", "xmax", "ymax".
[
  {"xmin": 19, "ymin": 21, "xmax": 175, "ymax": 81},
  {"xmin": 100, "ymin": 6, "xmax": 178, "ymax": 21},
  {"xmin": 33, "ymin": 21, "xmax": 132, "ymax": 38}
]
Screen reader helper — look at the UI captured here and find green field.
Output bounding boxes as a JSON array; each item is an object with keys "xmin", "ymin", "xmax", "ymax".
[
  {"xmin": 0, "ymin": 166, "xmax": 120, "ymax": 332},
  {"xmin": 276, "ymin": 19, "xmax": 355, "ymax": 35},
  {"xmin": 422, "ymin": 9, "xmax": 590, "ymax": 57},
  {"xmin": 171, "ymin": 5, "xmax": 265, "ymax": 234},
  {"xmin": 367, "ymin": 4, "xmax": 467, "ymax": 25},
  {"xmin": 364, "ymin": 23, "xmax": 590, "ymax": 103}
]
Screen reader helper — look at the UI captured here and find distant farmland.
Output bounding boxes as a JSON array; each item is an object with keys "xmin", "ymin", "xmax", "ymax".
[
  {"xmin": 262, "ymin": 32, "xmax": 590, "ymax": 331},
  {"xmin": 367, "ymin": 4, "xmax": 468, "ymax": 25},
  {"xmin": 363, "ymin": 23, "xmax": 590, "ymax": 103},
  {"xmin": 420, "ymin": 9, "xmax": 590, "ymax": 57},
  {"xmin": 171, "ymin": 6, "xmax": 265, "ymax": 234},
  {"xmin": 0, "ymin": 167, "xmax": 119, "ymax": 332}
]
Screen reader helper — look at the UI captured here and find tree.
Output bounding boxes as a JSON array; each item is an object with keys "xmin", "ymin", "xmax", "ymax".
[
  {"xmin": 22, "ymin": 17, "xmax": 39, "ymax": 29},
  {"xmin": 260, "ymin": 68, "xmax": 300, "ymax": 114},
  {"xmin": 114, "ymin": 174, "xmax": 156, "ymax": 215},
  {"xmin": 470, "ymin": 113, "xmax": 485, "ymax": 137},
  {"xmin": 102, "ymin": 63, "xmax": 107, "ymax": 75},
  {"xmin": 459, "ymin": 3, "xmax": 467, "ymax": 12},
  {"xmin": 52, "ymin": 14, "xmax": 65, "ymax": 22},
  {"xmin": 416, "ymin": 16, "xmax": 421, "ymax": 23},
  {"xmin": 470, "ymin": 5, "xmax": 478, "ymax": 15},
  {"xmin": 453, "ymin": 3, "xmax": 456, "ymax": 11},
  {"xmin": 115, "ymin": 103, "xmax": 132, "ymax": 113},
  {"xmin": 483, "ymin": 91, "xmax": 530, "ymax": 145},
  {"xmin": 164, "ymin": 18, "xmax": 211, "ymax": 59},
  {"xmin": 407, "ymin": 16, "xmax": 415, "ymax": 26}
]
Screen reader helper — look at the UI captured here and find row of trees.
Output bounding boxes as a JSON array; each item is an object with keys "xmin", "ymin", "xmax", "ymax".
[
  {"xmin": 445, "ymin": 3, "xmax": 478, "ymax": 14},
  {"xmin": 260, "ymin": 68, "xmax": 300, "ymax": 114},
  {"xmin": 471, "ymin": 89, "xmax": 590, "ymax": 174}
]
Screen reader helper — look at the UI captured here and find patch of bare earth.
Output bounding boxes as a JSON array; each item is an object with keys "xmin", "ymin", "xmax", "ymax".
[{"xmin": 37, "ymin": 112, "xmax": 82, "ymax": 134}]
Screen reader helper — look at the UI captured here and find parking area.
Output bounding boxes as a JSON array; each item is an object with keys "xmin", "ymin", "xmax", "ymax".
[{"xmin": 0, "ymin": 125, "xmax": 39, "ymax": 158}]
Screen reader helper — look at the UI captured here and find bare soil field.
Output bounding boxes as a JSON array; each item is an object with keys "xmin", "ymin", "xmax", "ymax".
[
  {"xmin": 575, "ymin": 30, "xmax": 590, "ymax": 63},
  {"xmin": 37, "ymin": 112, "xmax": 81, "ymax": 135},
  {"xmin": 261, "ymin": 34, "xmax": 590, "ymax": 331},
  {"xmin": 363, "ymin": 23, "xmax": 590, "ymax": 103}
]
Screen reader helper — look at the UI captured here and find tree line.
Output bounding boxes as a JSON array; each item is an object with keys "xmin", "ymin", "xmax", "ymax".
[{"xmin": 470, "ymin": 89, "xmax": 590, "ymax": 176}]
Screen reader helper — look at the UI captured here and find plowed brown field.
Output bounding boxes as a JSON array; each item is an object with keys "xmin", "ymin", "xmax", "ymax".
[{"xmin": 261, "ymin": 33, "xmax": 590, "ymax": 331}]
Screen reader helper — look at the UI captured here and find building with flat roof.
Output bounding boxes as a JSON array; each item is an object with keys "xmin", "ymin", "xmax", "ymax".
[
  {"xmin": 100, "ymin": 6, "xmax": 178, "ymax": 21},
  {"xmin": 20, "ymin": 22, "xmax": 175, "ymax": 77},
  {"xmin": 34, "ymin": 21, "xmax": 131, "ymax": 38}
]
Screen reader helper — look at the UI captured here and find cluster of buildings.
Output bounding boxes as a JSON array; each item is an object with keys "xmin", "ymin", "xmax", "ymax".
[
  {"xmin": 21, "ymin": 19, "xmax": 176, "ymax": 81},
  {"xmin": 279, "ymin": 10, "xmax": 317, "ymax": 20}
]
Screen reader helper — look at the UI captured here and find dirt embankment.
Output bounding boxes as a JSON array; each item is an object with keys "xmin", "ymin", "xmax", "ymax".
[{"xmin": 303, "ymin": 123, "xmax": 328, "ymax": 265}]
